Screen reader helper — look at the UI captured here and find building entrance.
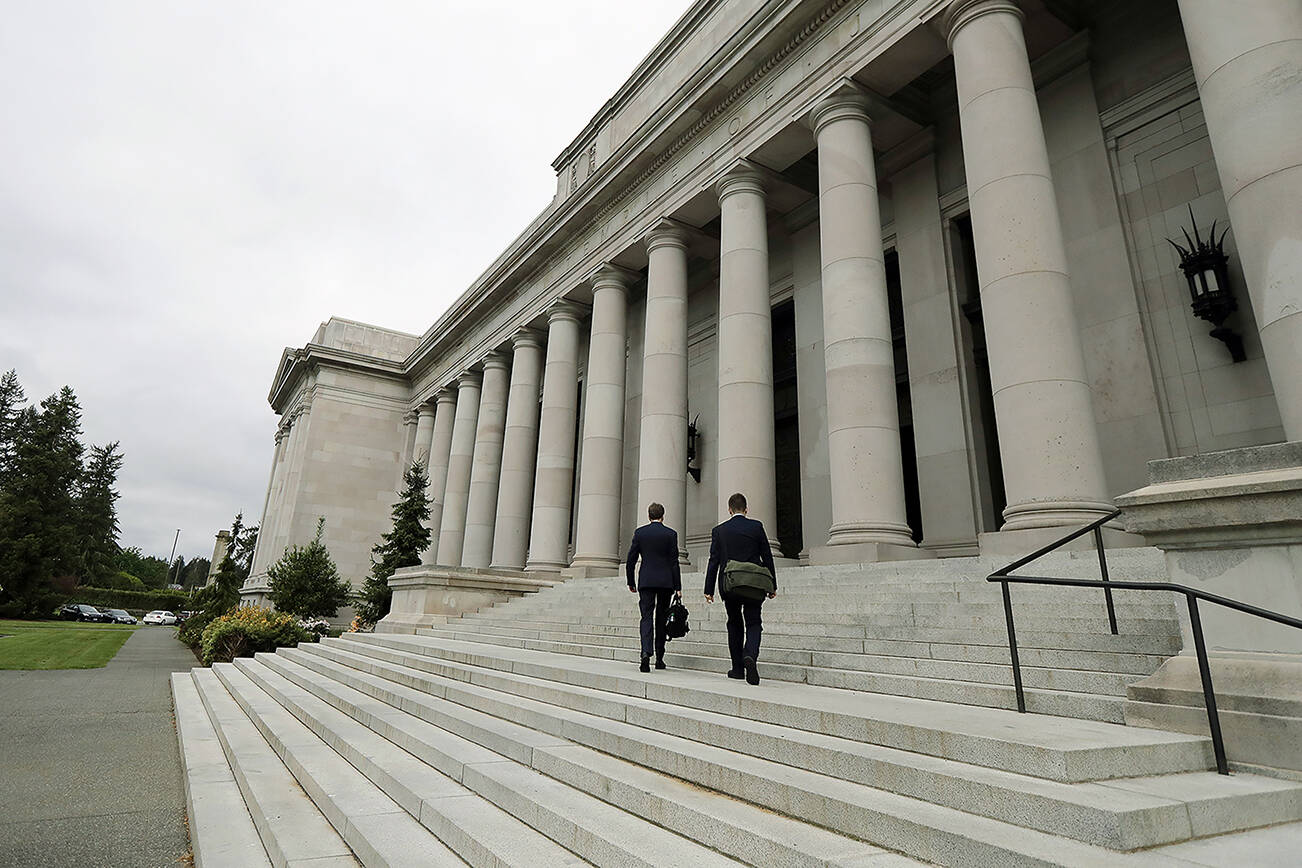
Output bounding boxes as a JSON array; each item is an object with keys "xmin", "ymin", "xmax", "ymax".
[{"xmin": 771, "ymin": 300, "xmax": 803, "ymax": 559}]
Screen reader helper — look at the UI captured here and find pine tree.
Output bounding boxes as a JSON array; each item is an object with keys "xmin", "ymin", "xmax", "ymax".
[
  {"xmin": 0, "ymin": 369, "xmax": 26, "ymax": 488},
  {"xmin": 355, "ymin": 462, "xmax": 431, "ymax": 629},
  {"xmin": 267, "ymin": 517, "xmax": 351, "ymax": 619},
  {"xmin": 75, "ymin": 441, "xmax": 124, "ymax": 586},
  {"xmin": 0, "ymin": 387, "xmax": 85, "ymax": 615},
  {"xmin": 192, "ymin": 513, "xmax": 250, "ymax": 618}
]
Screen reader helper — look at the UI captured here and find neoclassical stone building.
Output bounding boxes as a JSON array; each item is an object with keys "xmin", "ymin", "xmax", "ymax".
[{"xmin": 242, "ymin": 0, "xmax": 1301, "ymax": 608}]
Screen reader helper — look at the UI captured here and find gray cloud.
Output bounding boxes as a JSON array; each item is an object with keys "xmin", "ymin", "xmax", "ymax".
[{"xmin": 1, "ymin": 0, "xmax": 687, "ymax": 559}]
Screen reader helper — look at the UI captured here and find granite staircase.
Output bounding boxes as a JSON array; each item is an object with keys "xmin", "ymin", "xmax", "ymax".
[{"xmin": 173, "ymin": 549, "xmax": 1302, "ymax": 866}]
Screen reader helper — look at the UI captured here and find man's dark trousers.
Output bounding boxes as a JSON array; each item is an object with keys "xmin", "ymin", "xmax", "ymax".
[
  {"xmin": 723, "ymin": 593, "xmax": 763, "ymax": 670},
  {"xmin": 639, "ymin": 588, "xmax": 674, "ymax": 660}
]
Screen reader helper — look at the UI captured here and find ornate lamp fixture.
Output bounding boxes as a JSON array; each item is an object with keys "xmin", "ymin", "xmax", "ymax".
[
  {"xmin": 686, "ymin": 415, "xmax": 701, "ymax": 483},
  {"xmin": 1168, "ymin": 207, "xmax": 1245, "ymax": 362}
]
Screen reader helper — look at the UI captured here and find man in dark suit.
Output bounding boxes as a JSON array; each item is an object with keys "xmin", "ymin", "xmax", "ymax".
[
  {"xmin": 625, "ymin": 502, "xmax": 682, "ymax": 673},
  {"xmin": 704, "ymin": 492, "xmax": 777, "ymax": 685}
]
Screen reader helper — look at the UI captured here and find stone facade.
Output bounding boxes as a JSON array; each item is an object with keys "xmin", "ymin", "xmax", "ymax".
[{"xmin": 242, "ymin": 0, "xmax": 1302, "ymax": 598}]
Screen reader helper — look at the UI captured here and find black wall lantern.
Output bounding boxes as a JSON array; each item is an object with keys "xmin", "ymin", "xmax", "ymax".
[
  {"xmin": 1168, "ymin": 207, "xmax": 1245, "ymax": 363},
  {"xmin": 686, "ymin": 415, "xmax": 701, "ymax": 483}
]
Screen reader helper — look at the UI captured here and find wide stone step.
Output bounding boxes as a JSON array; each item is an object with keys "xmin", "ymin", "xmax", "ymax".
[
  {"xmin": 171, "ymin": 673, "xmax": 271, "ymax": 868},
  {"xmin": 337, "ymin": 633, "xmax": 1209, "ymax": 782},
  {"xmin": 288, "ymin": 639, "xmax": 1302, "ymax": 853},
  {"xmin": 208, "ymin": 663, "xmax": 467, "ymax": 866},
  {"xmin": 258, "ymin": 648, "xmax": 913, "ymax": 867},
  {"xmin": 189, "ymin": 667, "xmax": 363, "ymax": 867},
  {"xmin": 420, "ymin": 623, "xmax": 1139, "ymax": 697}
]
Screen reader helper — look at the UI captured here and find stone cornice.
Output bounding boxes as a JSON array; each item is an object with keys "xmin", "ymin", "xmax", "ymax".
[{"xmin": 268, "ymin": 341, "xmax": 407, "ymax": 415}]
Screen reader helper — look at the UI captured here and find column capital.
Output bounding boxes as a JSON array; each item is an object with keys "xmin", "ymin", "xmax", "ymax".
[
  {"xmin": 588, "ymin": 263, "xmax": 639, "ymax": 293},
  {"xmin": 403, "ymin": 409, "xmax": 420, "ymax": 426},
  {"xmin": 434, "ymin": 387, "xmax": 457, "ymax": 407},
  {"xmin": 511, "ymin": 328, "xmax": 544, "ymax": 350},
  {"xmin": 643, "ymin": 218, "xmax": 691, "ymax": 254},
  {"xmin": 941, "ymin": 0, "xmax": 1023, "ymax": 47},
  {"xmin": 809, "ymin": 84, "xmax": 873, "ymax": 138},
  {"xmin": 546, "ymin": 299, "xmax": 584, "ymax": 325},
  {"xmin": 274, "ymin": 427, "xmax": 287, "ymax": 444},
  {"xmin": 480, "ymin": 350, "xmax": 511, "ymax": 372},
  {"xmin": 456, "ymin": 370, "xmax": 482, "ymax": 389},
  {"xmin": 715, "ymin": 161, "xmax": 767, "ymax": 202},
  {"xmin": 416, "ymin": 402, "xmax": 436, "ymax": 420}
]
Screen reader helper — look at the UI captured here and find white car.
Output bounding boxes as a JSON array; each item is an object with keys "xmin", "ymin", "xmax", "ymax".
[{"xmin": 143, "ymin": 610, "xmax": 177, "ymax": 625}]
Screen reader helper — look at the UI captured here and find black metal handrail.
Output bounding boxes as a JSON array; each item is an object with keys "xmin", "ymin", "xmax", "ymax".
[{"xmin": 987, "ymin": 509, "xmax": 1302, "ymax": 775}]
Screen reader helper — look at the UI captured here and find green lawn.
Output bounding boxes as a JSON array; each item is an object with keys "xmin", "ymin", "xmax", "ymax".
[{"xmin": 0, "ymin": 619, "xmax": 139, "ymax": 670}]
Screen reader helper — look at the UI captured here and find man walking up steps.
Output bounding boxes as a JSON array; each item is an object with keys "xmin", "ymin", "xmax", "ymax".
[
  {"xmin": 704, "ymin": 492, "xmax": 777, "ymax": 685},
  {"xmin": 625, "ymin": 502, "xmax": 682, "ymax": 673}
]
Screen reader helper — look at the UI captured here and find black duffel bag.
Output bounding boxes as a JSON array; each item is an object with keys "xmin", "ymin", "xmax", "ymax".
[{"xmin": 665, "ymin": 593, "xmax": 690, "ymax": 640}]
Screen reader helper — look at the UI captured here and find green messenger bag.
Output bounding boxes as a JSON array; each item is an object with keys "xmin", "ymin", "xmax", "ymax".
[{"xmin": 721, "ymin": 560, "xmax": 776, "ymax": 601}]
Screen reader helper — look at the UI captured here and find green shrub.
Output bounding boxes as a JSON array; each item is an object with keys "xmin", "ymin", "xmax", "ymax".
[
  {"xmin": 75, "ymin": 586, "xmax": 190, "ymax": 613},
  {"xmin": 200, "ymin": 606, "xmax": 312, "ymax": 665},
  {"xmin": 177, "ymin": 611, "xmax": 214, "ymax": 649},
  {"xmin": 100, "ymin": 571, "xmax": 146, "ymax": 591}
]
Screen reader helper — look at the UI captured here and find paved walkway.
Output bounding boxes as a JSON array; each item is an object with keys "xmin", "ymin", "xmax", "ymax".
[{"xmin": 0, "ymin": 626, "xmax": 197, "ymax": 868}]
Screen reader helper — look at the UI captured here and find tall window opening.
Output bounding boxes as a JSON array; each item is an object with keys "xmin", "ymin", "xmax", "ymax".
[
  {"xmin": 771, "ymin": 300, "xmax": 803, "ymax": 559},
  {"xmin": 885, "ymin": 251, "xmax": 924, "ymax": 544}
]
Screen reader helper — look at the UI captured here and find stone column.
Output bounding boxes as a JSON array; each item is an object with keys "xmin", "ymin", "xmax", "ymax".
[
  {"xmin": 272, "ymin": 405, "xmax": 312, "ymax": 559},
  {"xmin": 250, "ymin": 427, "xmax": 287, "ymax": 575},
  {"xmin": 525, "ymin": 302, "xmax": 583, "ymax": 572},
  {"xmin": 398, "ymin": 411, "xmax": 418, "ymax": 475},
  {"xmin": 412, "ymin": 404, "xmax": 436, "ymax": 467},
  {"xmin": 461, "ymin": 352, "xmax": 511, "ymax": 567},
  {"xmin": 422, "ymin": 389, "xmax": 457, "ymax": 566},
  {"xmin": 716, "ymin": 164, "xmax": 780, "ymax": 543},
  {"xmin": 638, "ymin": 220, "xmax": 690, "ymax": 563},
  {"xmin": 945, "ymin": 0, "xmax": 1112, "ymax": 532},
  {"xmin": 436, "ymin": 371, "xmax": 482, "ymax": 566},
  {"xmin": 810, "ymin": 89, "xmax": 917, "ymax": 559},
  {"xmin": 491, "ymin": 331, "xmax": 545, "ymax": 570},
  {"xmin": 571, "ymin": 266, "xmax": 634, "ymax": 574},
  {"xmin": 1177, "ymin": 0, "xmax": 1302, "ymax": 439}
]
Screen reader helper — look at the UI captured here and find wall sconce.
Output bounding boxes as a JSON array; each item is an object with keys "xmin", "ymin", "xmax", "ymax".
[
  {"xmin": 1168, "ymin": 207, "xmax": 1245, "ymax": 363},
  {"xmin": 686, "ymin": 415, "xmax": 701, "ymax": 483}
]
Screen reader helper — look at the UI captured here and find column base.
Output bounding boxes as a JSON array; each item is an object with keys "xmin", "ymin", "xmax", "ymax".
[
  {"xmin": 524, "ymin": 560, "xmax": 567, "ymax": 574},
  {"xmin": 999, "ymin": 499, "xmax": 1117, "ymax": 532},
  {"xmin": 808, "ymin": 542, "xmax": 934, "ymax": 566},
  {"xmin": 826, "ymin": 521, "xmax": 919, "ymax": 548},
  {"xmin": 377, "ymin": 565, "xmax": 561, "ymax": 634},
  {"xmin": 977, "ymin": 525, "xmax": 1145, "ymax": 560},
  {"xmin": 562, "ymin": 557, "xmax": 621, "ymax": 579}
]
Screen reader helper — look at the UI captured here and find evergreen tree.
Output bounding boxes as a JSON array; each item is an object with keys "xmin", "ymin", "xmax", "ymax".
[
  {"xmin": 181, "ymin": 556, "xmax": 212, "ymax": 588},
  {"xmin": 0, "ymin": 369, "xmax": 26, "ymax": 488},
  {"xmin": 113, "ymin": 546, "xmax": 170, "ymax": 589},
  {"xmin": 0, "ymin": 387, "xmax": 85, "ymax": 615},
  {"xmin": 267, "ymin": 517, "xmax": 350, "ymax": 619},
  {"xmin": 356, "ymin": 462, "xmax": 431, "ymax": 628},
  {"xmin": 75, "ymin": 441, "xmax": 124, "ymax": 586},
  {"xmin": 192, "ymin": 513, "xmax": 250, "ymax": 618}
]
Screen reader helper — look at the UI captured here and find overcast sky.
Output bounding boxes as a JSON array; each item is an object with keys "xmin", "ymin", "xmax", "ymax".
[{"xmin": 1, "ymin": 0, "xmax": 688, "ymax": 562}]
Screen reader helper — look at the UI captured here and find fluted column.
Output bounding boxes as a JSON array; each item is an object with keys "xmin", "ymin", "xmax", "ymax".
[
  {"xmin": 571, "ymin": 266, "xmax": 634, "ymax": 574},
  {"xmin": 462, "ymin": 352, "xmax": 511, "ymax": 567},
  {"xmin": 716, "ymin": 164, "xmax": 780, "ymax": 543},
  {"xmin": 437, "ymin": 371, "xmax": 482, "ymax": 566},
  {"xmin": 412, "ymin": 404, "xmax": 436, "ymax": 468},
  {"xmin": 638, "ymin": 220, "xmax": 690, "ymax": 562},
  {"xmin": 492, "ymin": 331, "xmax": 545, "ymax": 570},
  {"xmin": 272, "ymin": 405, "xmax": 313, "ymax": 559},
  {"xmin": 422, "ymin": 390, "xmax": 457, "ymax": 566},
  {"xmin": 945, "ymin": 0, "xmax": 1112, "ymax": 530},
  {"xmin": 250, "ymin": 427, "xmax": 287, "ymax": 574},
  {"xmin": 811, "ymin": 89, "xmax": 916, "ymax": 553},
  {"xmin": 525, "ymin": 302, "xmax": 583, "ymax": 572},
  {"xmin": 1177, "ymin": 0, "xmax": 1302, "ymax": 438},
  {"xmin": 398, "ymin": 411, "xmax": 418, "ymax": 477}
]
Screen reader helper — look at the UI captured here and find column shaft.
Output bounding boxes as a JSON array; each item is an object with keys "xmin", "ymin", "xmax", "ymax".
[
  {"xmin": 946, "ymin": 0, "xmax": 1112, "ymax": 530},
  {"xmin": 412, "ymin": 405, "xmax": 436, "ymax": 468},
  {"xmin": 812, "ymin": 91, "xmax": 916, "ymax": 551},
  {"xmin": 422, "ymin": 390, "xmax": 457, "ymax": 566},
  {"xmin": 716, "ymin": 166, "xmax": 779, "ymax": 542},
  {"xmin": 638, "ymin": 222, "xmax": 690, "ymax": 562},
  {"xmin": 525, "ymin": 303, "xmax": 583, "ymax": 571},
  {"xmin": 461, "ymin": 353, "xmax": 511, "ymax": 567},
  {"xmin": 250, "ymin": 429, "xmax": 287, "ymax": 574},
  {"xmin": 491, "ymin": 332, "xmax": 545, "ymax": 569},
  {"xmin": 1177, "ymin": 0, "xmax": 1302, "ymax": 438},
  {"xmin": 437, "ymin": 373, "xmax": 482, "ymax": 566},
  {"xmin": 572, "ymin": 268, "xmax": 633, "ymax": 573},
  {"xmin": 272, "ymin": 406, "xmax": 312, "ymax": 560}
]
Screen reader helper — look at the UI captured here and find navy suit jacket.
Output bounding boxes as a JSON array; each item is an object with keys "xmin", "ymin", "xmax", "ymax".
[
  {"xmin": 704, "ymin": 514, "xmax": 776, "ymax": 597},
  {"xmin": 625, "ymin": 521, "xmax": 682, "ymax": 591}
]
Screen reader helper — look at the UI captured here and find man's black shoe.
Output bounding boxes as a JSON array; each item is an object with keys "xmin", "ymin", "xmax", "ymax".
[
  {"xmin": 726, "ymin": 669, "xmax": 744, "ymax": 679},
  {"xmin": 655, "ymin": 658, "xmax": 666, "ymax": 670},
  {"xmin": 640, "ymin": 656, "xmax": 651, "ymax": 673},
  {"xmin": 743, "ymin": 655, "xmax": 759, "ymax": 685}
]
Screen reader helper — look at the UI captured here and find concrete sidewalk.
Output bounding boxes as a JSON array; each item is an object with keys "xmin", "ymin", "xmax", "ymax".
[{"xmin": 0, "ymin": 626, "xmax": 197, "ymax": 868}]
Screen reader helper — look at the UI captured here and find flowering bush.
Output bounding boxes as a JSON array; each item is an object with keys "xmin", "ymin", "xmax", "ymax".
[
  {"xmin": 298, "ymin": 616, "xmax": 331, "ymax": 637},
  {"xmin": 200, "ymin": 605, "xmax": 312, "ymax": 665}
]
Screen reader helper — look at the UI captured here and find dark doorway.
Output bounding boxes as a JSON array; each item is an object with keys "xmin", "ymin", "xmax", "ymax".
[
  {"xmin": 771, "ymin": 300, "xmax": 803, "ymax": 559},
  {"xmin": 885, "ymin": 252, "xmax": 924, "ymax": 544},
  {"xmin": 951, "ymin": 215, "xmax": 1006, "ymax": 531}
]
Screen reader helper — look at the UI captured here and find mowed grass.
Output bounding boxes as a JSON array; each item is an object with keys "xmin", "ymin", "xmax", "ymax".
[{"xmin": 0, "ymin": 619, "xmax": 139, "ymax": 670}]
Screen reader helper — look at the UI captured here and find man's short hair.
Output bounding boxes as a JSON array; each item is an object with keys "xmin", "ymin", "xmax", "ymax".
[
  {"xmin": 728, "ymin": 492, "xmax": 747, "ymax": 513},
  {"xmin": 647, "ymin": 502, "xmax": 665, "ymax": 521}
]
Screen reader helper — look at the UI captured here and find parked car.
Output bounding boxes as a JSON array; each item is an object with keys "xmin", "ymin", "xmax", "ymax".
[
  {"xmin": 100, "ymin": 608, "xmax": 137, "ymax": 625},
  {"xmin": 175, "ymin": 610, "xmax": 197, "ymax": 625},
  {"xmin": 142, "ymin": 610, "xmax": 177, "ymax": 625},
  {"xmin": 58, "ymin": 603, "xmax": 112, "ymax": 623}
]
